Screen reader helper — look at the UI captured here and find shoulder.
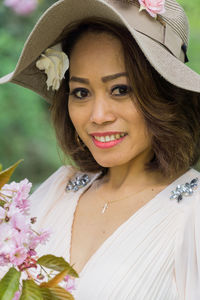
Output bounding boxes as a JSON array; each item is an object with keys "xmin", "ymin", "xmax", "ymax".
[
  {"xmin": 180, "ymin": 168, "xmax": 200, "ymax": 230},
  {"xmin": 175, "ymin": 168, "xmax": 200, "ymax": 211},
  {"xmin": 175, "ymin": 168, "xmax": 200, "ymax": 232},
  {"xmin": 29, "ymin": 165, "xmax": 100, "ymax": 216},
  {"xmin": 30, "ymin": 165, "xmax": 75, "ymax": 199},
  {"xmin": 29, "ymin": 165, "xmax": 75, "ymax": 216},
  {"xmin": 31, "ymin": 165, "xmax": 101, "ymax": 195},
  {"xmin": 174, "ymin": 168, "xmax": 200, "ymax": 298}
]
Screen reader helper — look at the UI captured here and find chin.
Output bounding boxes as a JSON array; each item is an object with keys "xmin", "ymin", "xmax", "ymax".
[
  {"xmin": 92, "ymin": 155, "xmax": 128, "ymax": 168},
  {"xmin": 96, "ymin": 161, "xmax": 117, "ymax": 168}
]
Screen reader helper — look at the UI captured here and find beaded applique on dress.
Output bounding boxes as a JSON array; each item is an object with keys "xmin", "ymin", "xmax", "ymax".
[
  {"xmin": 65, "ymin": 174, "xmax": 91, "ymax": 192},
  {"xmin": 65, "ymin": 173, "xmax": 199, "ymax": 204},
  {"xmin": 170, "ymin": 177, "xmax": 199, "ymax": 202}
]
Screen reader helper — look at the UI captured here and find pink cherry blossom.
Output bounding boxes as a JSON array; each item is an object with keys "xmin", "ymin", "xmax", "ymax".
[
  {"xmin": 1, "ymin": 179, "xmax": 32, "ymax": 214},
  {"xmin": 37, "ymin": 230, "xmax": 51, "ymax": 244},
  {"xmin": 13, "ymin": 179, "xmax": 32, "ymax": 214},
  {"xmin": 4, "ymin": 0, "xmax": 38, "ymax": 15},
  {"xmin": 64, "ymin": 275, "xmax": 76, "ymax": 292},
  {"xmin": 0, "ymin": 223, "xmax": 15, "ymax": 256},
  {"xmin": 7, "ymin": 202, "xmax": 21, "ymax": 219},
  {"xmin": 10, "ymin": 246, "xmax": 27, "ymax": 266},
  {"xmin": 29, "ymin": 229, "xmax": 51, "ymax": 249},
  {"xmin": 0, "ymin": 254, "xmax": 10, "ymax": 266},
  {"xmin": 1, "ymin": 181, "xmax": 20, "ymax": 200},
  {"xmin": 12, "ymin": 228, "xmax": 29, "ymax": 249},
  {"xmin": 10, "ymin": 213, "xmax": 30, "ymax": 234},
  {"xmin": 138, "ymin": 0, "xmax": 165, "ymax": 18},
  {"xmin": 0, "ymin": 179, "xmax": 54, "ymax": 293}
]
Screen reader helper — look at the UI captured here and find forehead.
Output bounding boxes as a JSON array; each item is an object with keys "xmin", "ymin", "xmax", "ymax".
[
  {"xmin": 71, "ymin": 31, "xmax": 122, "ymax": 52},
  {"xmin": 69, "ymin": 32, "xmax": 125, "ymax": 75}
]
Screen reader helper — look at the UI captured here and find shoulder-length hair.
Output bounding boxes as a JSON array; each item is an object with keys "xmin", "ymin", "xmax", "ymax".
[{"xmin": 51, "ymin": 17, "xmax": 200, "ymax": 177}]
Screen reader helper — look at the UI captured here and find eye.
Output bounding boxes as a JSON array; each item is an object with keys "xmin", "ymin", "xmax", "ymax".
[
  {"xmin": 111, "ymin": 85, "xmax": 132, "ymax": 96},
  {"xmin": 69, "ymin": 88, "xmax": 89, "ymax": 100}
]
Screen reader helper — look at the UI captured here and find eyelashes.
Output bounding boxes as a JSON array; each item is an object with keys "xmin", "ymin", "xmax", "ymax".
[
  {"xmin": 69, "ymin": 84, "xmax": 132, "ymax": 100},
  {"xmin": 69, "ymin": 87, "xmax": 89, "ymax": 99},
  {"xmin": 111, "ymin": 85, "xmax": 132, "ymax": 96}
]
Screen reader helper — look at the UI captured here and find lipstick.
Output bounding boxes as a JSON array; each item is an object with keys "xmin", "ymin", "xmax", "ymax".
[{"xmin": 90, "ymin": 132, "xmax": 127, "ymax": 149}]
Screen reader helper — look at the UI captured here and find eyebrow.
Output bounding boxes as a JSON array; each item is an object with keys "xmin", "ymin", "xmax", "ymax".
[{"xmin": 69, "ymin": 72, "xmax": 128, "ymax": 84}]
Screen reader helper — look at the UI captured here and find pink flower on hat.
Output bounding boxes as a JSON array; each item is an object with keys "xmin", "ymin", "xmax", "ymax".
[
  {"xmin": 4, "ymin": 0, "xmax": 38, "ymax": 16},
  {"xmin": 138, "ymin": 0, "xmax": 165, "ymax": 18}
]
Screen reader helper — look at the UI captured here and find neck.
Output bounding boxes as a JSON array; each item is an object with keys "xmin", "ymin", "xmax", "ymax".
[{"xmin": 100, "ymin": 155, "xmax": 173, "ymax": 194}]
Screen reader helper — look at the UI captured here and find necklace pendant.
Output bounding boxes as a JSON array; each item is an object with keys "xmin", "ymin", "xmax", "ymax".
[{"xmin": 102, "ymin": 203, "xmax": 109, "ymax": 214}]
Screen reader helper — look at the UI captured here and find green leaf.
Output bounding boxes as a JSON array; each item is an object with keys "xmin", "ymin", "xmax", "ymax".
[
  {"xmin": 0, "ymin": 159, "xmax": 23, "ymax": 190},
  {"xmin": 39, "ymin": 287, "xmax": 53, "ymax": 300},
  {"xmin": 0, "ymin": 164, "xmax": 2, "ymax": 172},
  {"xmin": 0, "ymin": 267, "xmax": 21, "ymax": 300},
  {"xmin": 20, "ymin": 280, "xmax": 43, "ymax": 300},
  {"xmin": 50, "ymin": 286, "xmax": 74, "ymax": 300},
  {"xmin": 37, "ymin": 255, "xmax": 78, "ymax": 278},
  {"xmin": 40, "ymin": 286, "xmax": 75, "ymax": 300}
]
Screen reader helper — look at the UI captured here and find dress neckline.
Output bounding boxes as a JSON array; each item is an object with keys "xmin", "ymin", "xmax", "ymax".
[{"xmin": 67, "ymin": 168, "xmax": 196, "ymax": 277}]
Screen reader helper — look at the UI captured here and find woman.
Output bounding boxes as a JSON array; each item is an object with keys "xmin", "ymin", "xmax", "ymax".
[{"xmin": 1, "ymin": 0, "xmax": 200, "ymax": 299}]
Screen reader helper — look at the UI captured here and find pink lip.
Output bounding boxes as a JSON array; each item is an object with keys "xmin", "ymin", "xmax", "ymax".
[
  {"xmin": 90, "ymin": 131, "xmax": 124, "ymax": 137},
  {"xmin": 91, "ymin": 135, "xmax": 127, "ymax": 149}
]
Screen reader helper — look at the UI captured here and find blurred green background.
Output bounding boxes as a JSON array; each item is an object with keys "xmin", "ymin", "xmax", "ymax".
[{"xmin": 0, "ymin": 0, "xmax": 200, "ymax": 187}]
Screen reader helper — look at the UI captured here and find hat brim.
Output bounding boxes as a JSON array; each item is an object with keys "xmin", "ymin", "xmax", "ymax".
[
  {"xmin": 0, "ymin": 0, "xmax": 200, "ymax": 102},
  {"xmin": 0, "ymin": 72, "xmax": 14, "ymax": 84}
]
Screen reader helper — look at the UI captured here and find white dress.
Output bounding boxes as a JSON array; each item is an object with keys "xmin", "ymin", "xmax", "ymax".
[{"xmin": 29, "ymin": 166, "xmax": 200, "ymax": 300}]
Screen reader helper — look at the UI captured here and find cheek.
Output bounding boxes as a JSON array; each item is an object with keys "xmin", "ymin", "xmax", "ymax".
[
  {"xmin": 137, "ymin": 121, "xmax": 151, "ymax": 148},
  {"xmin": 68, "ymin": 102, "xmax": 87, "ymax": 135},
  {"xmin": 68, "ymin": 101, "xmax": 78, "ymax": 124},
  {"xmin": 129, "ymin": 111, "xmax": 151, "ymax": 144}
]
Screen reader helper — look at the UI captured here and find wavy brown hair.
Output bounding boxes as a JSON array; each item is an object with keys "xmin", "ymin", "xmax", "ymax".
[{"xmin": 51, "ymin": 17, "xmax": 200, "ymax": 177}]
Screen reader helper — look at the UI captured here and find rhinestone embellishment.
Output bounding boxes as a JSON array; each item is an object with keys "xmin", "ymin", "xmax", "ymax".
[
  {"xmin": 170, "ymin": 177, "xmax": 199, "ymax": 202},
  {"xmin": 65, "ymin": 174, "xmax": 91, "ymax": 192}
]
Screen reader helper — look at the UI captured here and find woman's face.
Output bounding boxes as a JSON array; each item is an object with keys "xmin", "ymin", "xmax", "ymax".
[{"xmin": 68, "ymin": 32, "xmax": 152, "ymax": 168}]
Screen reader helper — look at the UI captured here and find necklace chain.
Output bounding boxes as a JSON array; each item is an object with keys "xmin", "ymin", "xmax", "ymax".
[{"xmin": 101, "ymin": 188, "xmax": 150, "ymax": 214}]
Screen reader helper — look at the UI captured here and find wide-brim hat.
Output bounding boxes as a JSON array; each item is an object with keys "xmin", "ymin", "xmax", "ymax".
[{"xmin": 1, "ymin": 0, "xmax": 200, "ymax": 102}]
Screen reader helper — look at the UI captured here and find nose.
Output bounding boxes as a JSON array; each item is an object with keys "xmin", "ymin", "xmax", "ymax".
[{"xmin": 90, "ymin": 94, "xmax": 116, "ymax": 125}]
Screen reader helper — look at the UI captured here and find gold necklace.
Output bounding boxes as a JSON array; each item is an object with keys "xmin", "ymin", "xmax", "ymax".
[
  {"xmin": 100, "ymin": 183, "xmax": 167, "ymax": 214},
  {"xmin": 101, "ymin": 188, "xmax": 149, "ymax": 214}
]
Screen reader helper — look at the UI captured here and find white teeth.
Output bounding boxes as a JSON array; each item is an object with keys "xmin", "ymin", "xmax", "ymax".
[
  {"xmin": 100, "ymin": 136, "xmax": 105, "ymax": 142},
  {"xmin": 110, "ymin": 135, "xmax": 115, "ymax": 141},
  {"xmin": 105, "ymin": 135, "xmax": 110, "ymax": 142},
  {"xmin": 94, "ymin": 133, "xmax": 126, "ymax": 143}
]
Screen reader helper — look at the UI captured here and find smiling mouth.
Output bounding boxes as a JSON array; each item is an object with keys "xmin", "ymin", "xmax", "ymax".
[{"xmin": 93, "ymin": 132, "xmax": 127, "ymax": 143}]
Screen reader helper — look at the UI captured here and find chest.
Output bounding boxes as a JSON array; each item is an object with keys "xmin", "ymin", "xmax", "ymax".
[
  {"xmin": 69, "ymin": 192, "xmax": 180, "ymax": 300},
  {"xmin": 69, "ymin": 187, "xmax": 169, "ymax": 274}
]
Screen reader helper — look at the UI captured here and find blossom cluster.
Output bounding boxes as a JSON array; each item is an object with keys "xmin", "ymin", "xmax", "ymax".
[
  {"xmin": 0, "ymin": 178, "xmax": 76, "ymax": 299},
  {"xmin": 0, "ymin": 179, "xmax": 50, "ymax": 270},
  {"xmin": 4, "ymin": 0, "xmax": 38, "ymax": 16}
]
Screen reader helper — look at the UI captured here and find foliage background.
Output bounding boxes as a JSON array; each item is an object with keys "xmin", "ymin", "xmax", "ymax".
[{"xmin": 0, "ymin": 0, "xmax": 200, "ymax": 186}]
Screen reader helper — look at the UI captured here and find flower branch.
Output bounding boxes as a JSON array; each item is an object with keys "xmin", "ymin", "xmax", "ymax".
[{"xmin": 0, "ymin": 161, "xmax": 78, "ymax": 300}]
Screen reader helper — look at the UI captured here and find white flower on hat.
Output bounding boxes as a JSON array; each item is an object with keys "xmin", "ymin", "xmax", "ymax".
[
  {"xmin": 138, "ymin": 0, "xmax": 165, "ymax": 18},
  {"xmin": 36, "ymin": 43, "xmax": 69, "ymax": 91}
]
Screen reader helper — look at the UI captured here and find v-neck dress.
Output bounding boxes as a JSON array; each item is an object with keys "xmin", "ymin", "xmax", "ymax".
[{"xmin": 29, "ymin": 166, "xmax": 200, "ymax": 300}]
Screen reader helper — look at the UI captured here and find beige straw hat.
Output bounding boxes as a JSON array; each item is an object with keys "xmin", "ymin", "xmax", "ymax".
[{"xmin": 0, "ymin": 0, "xmax": 200, "ymax": 102}]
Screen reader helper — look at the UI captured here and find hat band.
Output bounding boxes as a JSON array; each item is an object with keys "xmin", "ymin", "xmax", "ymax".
[{"xmin": 107, "ymin": 0, "xmax": 185, "ymax": 62}]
